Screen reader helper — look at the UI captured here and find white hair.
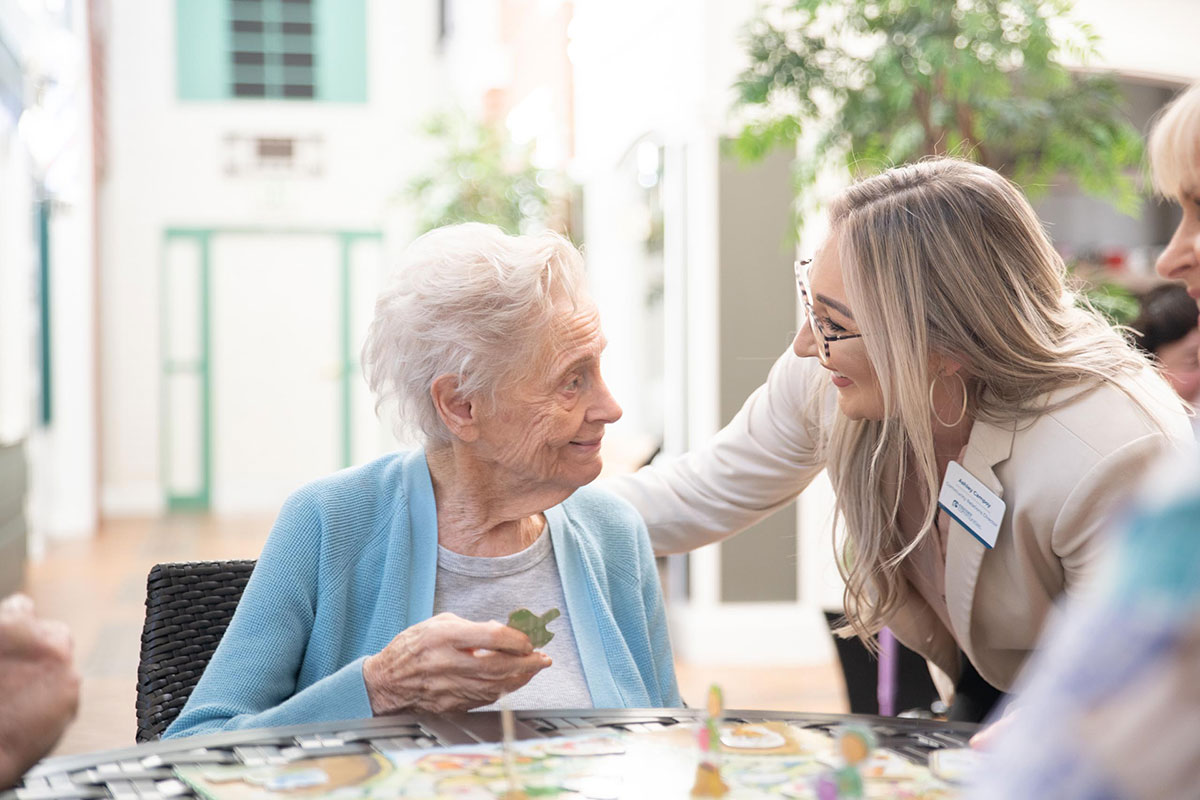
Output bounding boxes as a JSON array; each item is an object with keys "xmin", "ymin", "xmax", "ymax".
[{"xmin": 363, "ymin": 223, "xmax": 587, "ymax": 445}]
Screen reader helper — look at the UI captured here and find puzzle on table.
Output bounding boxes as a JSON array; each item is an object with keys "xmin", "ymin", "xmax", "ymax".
[{"xmin": 174, "ymin": 721, "xmax": 963, "ymax": 799}]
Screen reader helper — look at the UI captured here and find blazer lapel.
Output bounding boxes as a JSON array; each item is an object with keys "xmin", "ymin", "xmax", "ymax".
[{"xmin": 944, "ymin": 419, "xmax": 1015, "ymax": 668}]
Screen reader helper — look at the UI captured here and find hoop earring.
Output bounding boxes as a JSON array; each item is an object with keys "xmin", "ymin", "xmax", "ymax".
[{"xmin": 929, "ymin": 372, "xmax": 968, "ymax": 428}]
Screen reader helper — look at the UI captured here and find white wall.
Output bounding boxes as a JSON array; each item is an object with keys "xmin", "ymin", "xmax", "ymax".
[
  {"xmin": 0, "ymin": 0, "xmax": 99, "ymax": 546},
  {"xmin": 572, "ymin": 0, "xmax": 758, "ymax": 447},
  {"xmin": 1068, "ymin": 0, "xmax": 1200, "ymax": 82},
  {"xmin": 0, "ymin": 119, "xmax": 36, "ymax": 448},
  {"xmin": 100, "ymin": 0, "xmax": 442, "ymax": 515},
  {"xmin": 573, "ymin": 0, "xmax": 838, "ymax": 666}
]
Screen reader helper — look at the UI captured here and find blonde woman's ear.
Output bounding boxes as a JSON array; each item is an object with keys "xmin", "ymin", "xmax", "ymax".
[{"xmin": 928, "ymin": 353, "xmax": 968, "ymax": 378}]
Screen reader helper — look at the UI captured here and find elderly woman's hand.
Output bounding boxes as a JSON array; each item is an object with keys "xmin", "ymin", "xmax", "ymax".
[{"xmin": 362, "ymin": 612, "xmax": 552, "ymax": 715}]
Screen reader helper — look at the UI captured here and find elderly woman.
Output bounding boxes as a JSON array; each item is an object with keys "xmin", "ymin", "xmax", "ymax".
[{"xmin": 165, "ymin": 224, "xmax": 680, "ymax": 738}]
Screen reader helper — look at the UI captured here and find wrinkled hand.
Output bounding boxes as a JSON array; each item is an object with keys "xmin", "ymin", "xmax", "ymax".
[
  {"xmin": 362, "ymin": 612, "xmax": 551, "ymax": 715},
  {"xmin": 0, "ymin": 594, "xmax": 80, "ymax": 789}
]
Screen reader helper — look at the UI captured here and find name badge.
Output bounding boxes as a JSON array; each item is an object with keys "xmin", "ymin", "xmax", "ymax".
[{"xmin": 937, "ymin": 460, "xmax": 1005, "ymax": 549}]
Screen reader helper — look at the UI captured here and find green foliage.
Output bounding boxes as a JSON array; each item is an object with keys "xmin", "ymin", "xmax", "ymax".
[
  {"xmin": 1085, "ymin": 282, "xmax": 1140, "ymax": 326},
  {"xmin": 733, "ymin": 0, "xmax": 1145, "ymax": 227},
  {"xmin": 1075, "ymin": 272, "xmax": 1140, "ymax": 326},
  {"xmin": 407, "ymin": 112, "xmax": 566, "ymax": 236}
]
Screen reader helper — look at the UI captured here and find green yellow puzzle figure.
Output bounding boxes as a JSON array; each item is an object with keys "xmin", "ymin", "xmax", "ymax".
[{"xmin": 506, "ymin": 608, "xmax": 561, "ymax": 649}]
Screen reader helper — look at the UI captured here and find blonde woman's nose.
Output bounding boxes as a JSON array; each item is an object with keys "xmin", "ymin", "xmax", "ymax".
[{"xmin": 793, "ymin": 325, "xmax": 819, "ymax": 359}]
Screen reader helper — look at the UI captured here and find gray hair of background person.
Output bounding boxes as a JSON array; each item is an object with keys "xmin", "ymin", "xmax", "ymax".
[
  {"xmin": 822, "ymin": 159, "xmax": 1167, "ymax": 643},
  {"xmin": 1148, "ymin": 82, "xmax": 1200, "ymax": 200},
  {"xmin": 362, "ymin": 223, "xmax": 587, "ymax": 445}
]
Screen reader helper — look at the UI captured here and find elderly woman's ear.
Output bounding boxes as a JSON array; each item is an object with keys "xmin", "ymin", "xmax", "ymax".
[{"xmin": 431, "ymin": 374, "xmax": 480, "ymax": 442}]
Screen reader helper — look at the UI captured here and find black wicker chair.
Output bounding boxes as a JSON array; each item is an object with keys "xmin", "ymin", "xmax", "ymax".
[{"xmin": 135, "ymin": 560, "xmax": 256, "ymax": 742}]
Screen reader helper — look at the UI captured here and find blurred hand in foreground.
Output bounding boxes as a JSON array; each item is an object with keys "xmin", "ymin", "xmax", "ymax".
[
  {"xmin": 969, "ymin": 707, "xmax": 1018, "ymax": 750},
  {"xmin": 0, "ymin": 594, "xmax": 79, "ymax": 789}
]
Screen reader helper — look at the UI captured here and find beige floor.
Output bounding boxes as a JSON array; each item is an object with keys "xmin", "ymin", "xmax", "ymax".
[{"xmin": 19, "ymin": 516, "xmax": 847, "ymax": 757}]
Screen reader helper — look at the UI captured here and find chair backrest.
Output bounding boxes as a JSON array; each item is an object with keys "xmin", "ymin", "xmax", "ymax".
[{"xmin": 136, "ymin": 560, "xmax": 256, "ymax": 742}]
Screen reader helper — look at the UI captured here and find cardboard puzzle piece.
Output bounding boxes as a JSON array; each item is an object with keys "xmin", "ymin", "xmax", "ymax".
[{"xmin": 507, "ymin": 608, "xmax": 561, "ymax": 649}]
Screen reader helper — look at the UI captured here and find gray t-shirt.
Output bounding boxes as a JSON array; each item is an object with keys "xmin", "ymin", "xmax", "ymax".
[{"xmin": 431, "ymin": 526, "xmax": 593, "ymax": 711}]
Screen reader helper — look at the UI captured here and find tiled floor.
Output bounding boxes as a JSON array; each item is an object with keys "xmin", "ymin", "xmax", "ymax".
[{"xmin": 19, "ymin": 516, "xmax": 847, "ymax": 757}]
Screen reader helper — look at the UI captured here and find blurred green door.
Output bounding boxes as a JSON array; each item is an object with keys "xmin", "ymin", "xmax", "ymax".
[{"xmin": 162, "ymin": 229, "xmax": 385, "ymax": 512}]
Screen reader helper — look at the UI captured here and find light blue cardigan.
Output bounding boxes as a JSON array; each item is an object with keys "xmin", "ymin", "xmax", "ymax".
[{"xmin": 165, "ymin": 450, "xmax": 680, "ymax": 738}]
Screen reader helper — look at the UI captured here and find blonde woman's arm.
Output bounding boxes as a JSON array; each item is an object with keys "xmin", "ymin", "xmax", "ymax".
[{"xmin": 605, "ymin": 350, "xmax": 834, "ymax": 555}]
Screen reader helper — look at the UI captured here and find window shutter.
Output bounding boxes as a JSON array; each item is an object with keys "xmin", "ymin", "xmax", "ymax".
[
  {"xmin": 313, "ymin": 0, "xmax": 367, "ymax": 102},
  {"xmin": 176, "ymin": 0, "xmax": 230, "ymax": 100}
]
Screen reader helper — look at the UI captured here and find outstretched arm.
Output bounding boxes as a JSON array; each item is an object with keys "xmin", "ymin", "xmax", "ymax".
[{"xmin": 605, "ymin": 350, "xmax": 834, "ymax": 555}]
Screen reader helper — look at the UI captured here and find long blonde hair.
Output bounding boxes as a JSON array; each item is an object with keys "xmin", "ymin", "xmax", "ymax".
[{"xmin": 825, "ymin": 158, "xmax": 1163, "ymax": 643}]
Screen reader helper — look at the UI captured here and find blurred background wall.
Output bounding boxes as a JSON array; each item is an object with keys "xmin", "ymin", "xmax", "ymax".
[{"xmin": 1, "ymin": 0, "xmax": 1197, "ymax": 666}]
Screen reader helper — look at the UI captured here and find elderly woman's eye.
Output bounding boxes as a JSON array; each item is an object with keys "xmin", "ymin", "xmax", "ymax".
[{"xmin": 564, "ymin": 376, "xmax": 583, "ymax": 392}]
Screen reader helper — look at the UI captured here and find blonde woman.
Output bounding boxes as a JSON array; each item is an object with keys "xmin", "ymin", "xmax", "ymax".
[
  {"xmin": 966, "ymin": 82, "xmax": 1200, "ymax": 798},
  {"xmin": 609, "ymin": 158, "xmax": 1193, "ymax": 722}
]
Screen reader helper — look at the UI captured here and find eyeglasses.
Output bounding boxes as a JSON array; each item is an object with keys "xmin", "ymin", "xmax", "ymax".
[{"xmin": 795, "ymin": 259, "xmax": 863, "ymax": 364}]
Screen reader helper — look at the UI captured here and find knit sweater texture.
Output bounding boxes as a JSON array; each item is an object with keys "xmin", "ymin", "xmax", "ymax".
[{"xmin": 164, "ymin": 450, "xmax": 680, "ymax": 738}]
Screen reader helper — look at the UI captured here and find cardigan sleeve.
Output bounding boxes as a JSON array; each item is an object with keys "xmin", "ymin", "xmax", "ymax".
[
  {"xmin": 605, "ymin": 350, "xmax": 834, "ymax": 556},
  {"xmin": 163, "ymin": 491, "xmax": 374, "ymax": 738}
]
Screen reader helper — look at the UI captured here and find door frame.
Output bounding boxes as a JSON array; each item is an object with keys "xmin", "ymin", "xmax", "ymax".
[{"xmin": 160, "ymin": 226, "xmax": 382, "ymax": 511}]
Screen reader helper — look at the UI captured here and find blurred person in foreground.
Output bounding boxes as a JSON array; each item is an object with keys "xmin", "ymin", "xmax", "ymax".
[
  {"xmin": 1131, "ymin": 283, "xmax": 1200, "ymax": 411},
  {"xmin": 165, "ymin": 224, "xmax": 679, "ymax": 739},
  {"xmin": 0, "ymin": 594, "xmax": 79, "ymax": 788},
  {"xmin": 967, "ymin": 81, "xmax": 1200, "ymax": 800},
  {"xmin": 608, "ymin": 158, "xmax": 1192, "ymax": 723}
]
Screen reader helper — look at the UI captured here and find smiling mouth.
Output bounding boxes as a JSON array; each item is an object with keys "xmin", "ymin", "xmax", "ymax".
[{"xmin": 820, "ymin": 365, "xmax": 851, "ymax": 381}]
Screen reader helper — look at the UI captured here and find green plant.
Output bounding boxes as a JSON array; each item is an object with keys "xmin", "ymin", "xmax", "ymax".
[
  {"xmin": 732, "ymin": 0, "xmax": 1145, "ymax": 227},
  {"xmin": 1083, "ymin": 281, "xmax": 1139, "ymax": 326},
  {"xmin": 407, "ymin": 112, "xmax": 569, "ymax": 236},
  {"xmin": 1068, "ymin": 264, "xmax": 1141, "ymax": 325}
]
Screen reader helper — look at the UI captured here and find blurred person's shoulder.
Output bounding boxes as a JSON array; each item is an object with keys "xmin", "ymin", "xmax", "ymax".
[
  {"xmin": 1112, "ymin": 444, "xmax": 1200, "ymax": 595},
  {"xmin": 1132, "ymin": 442, "xmax": 1200, "ymax": 512}
]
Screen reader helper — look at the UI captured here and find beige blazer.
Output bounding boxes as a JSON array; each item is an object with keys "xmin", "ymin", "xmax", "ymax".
[{"xmin": 607, "ymin": 350, "xmax": 1194, "ymax": 693}]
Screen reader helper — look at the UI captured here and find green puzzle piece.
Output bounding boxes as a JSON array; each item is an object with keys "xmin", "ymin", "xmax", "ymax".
[{"xmin": 507, "ymin": 607, "xmax": 561, "ymax": 649}]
